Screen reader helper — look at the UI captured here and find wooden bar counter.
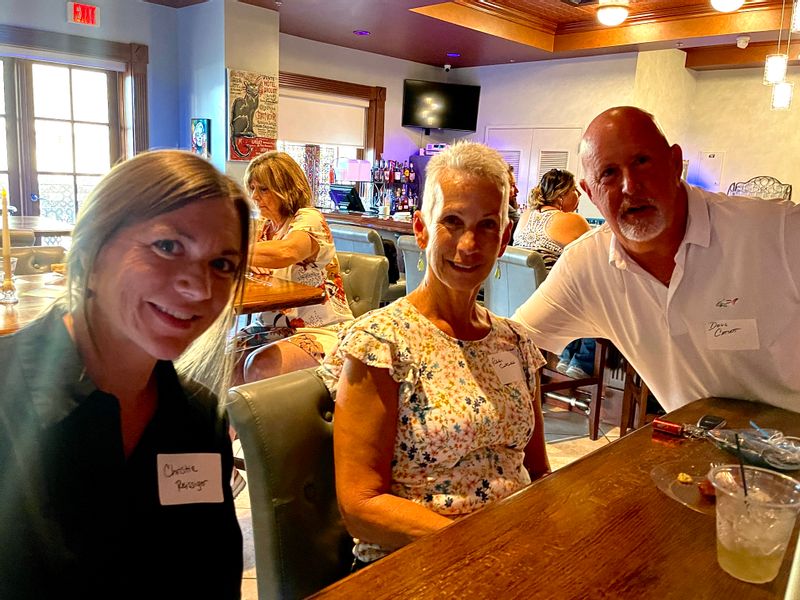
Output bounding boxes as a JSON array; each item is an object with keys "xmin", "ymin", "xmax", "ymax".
[
  {"xmin": 312, "ymin": 398, "xmax": 800, "ymax": 599},
  {"xmin": 321, "ymin": 210, "xmax": 413, "ymax": 236}
]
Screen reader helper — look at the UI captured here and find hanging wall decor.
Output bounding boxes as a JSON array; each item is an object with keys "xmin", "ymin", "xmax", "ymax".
[{"xmin": 227, "ymin": 68, "xmax": 278, "ymax": 161}]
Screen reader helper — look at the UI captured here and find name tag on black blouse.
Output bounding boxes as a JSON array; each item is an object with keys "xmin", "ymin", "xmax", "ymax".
[{"xmin": 157, "ymin": 453, "xmax": 224, "ymax": 505}]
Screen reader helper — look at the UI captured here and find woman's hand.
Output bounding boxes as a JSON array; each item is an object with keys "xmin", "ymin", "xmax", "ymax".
[{"xmin": 334, "ymin": 356, "xmax": 453, "ymax": 550}]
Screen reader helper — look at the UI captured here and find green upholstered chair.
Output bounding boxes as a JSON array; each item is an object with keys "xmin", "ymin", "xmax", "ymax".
[
  {"xmin": 397, "ymin": 234, "xmax": 424, "ymax": 294},
  {"xmin": 482, "ymin": 246, "xmax": 548, "ymax": 319},
  {"xmin": 329, "ymin": 223, "xmax": 405, "ymax": 302},
  {"xmin": 227, "ymin": 368, "xmax": 351, "ymax": 600},
  {"xmin": 10, "ymin": 246, "xmax": 66, "ymax": 275},
  {"xmin": 337, "ymin": 251, "xmax": 389, "ymax": 318}
]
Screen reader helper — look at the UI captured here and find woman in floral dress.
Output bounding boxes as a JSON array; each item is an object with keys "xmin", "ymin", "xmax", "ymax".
[
  {"xmin": 320, "ymin": 142, "xmax": 550, "ymax": 568},
  {"xmin": 237, "ymin": 151, "xmax": 353, "ymax": 383}
]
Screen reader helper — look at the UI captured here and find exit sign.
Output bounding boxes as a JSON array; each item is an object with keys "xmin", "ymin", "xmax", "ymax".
[{"xmin": 67, "ymin": 2, "xmax": 98, "ymax": 26}]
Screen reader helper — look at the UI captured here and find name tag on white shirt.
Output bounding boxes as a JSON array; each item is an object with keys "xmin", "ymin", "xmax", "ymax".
[
  {"xmin": 157, "ymin": 453, "xmax": 224, "ymax": 506},
  {"xmin": 705, "ymin": 319, "xmax": 760, "ymax": 351},
  {"xmin": 490, "ymin": 351, "xmax": 525, "ymax": 385}
]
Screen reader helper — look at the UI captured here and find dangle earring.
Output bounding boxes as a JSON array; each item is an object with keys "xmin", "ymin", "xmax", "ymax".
[
  {"xmin": 494, "ymin": 262, "xmax": 501, "ymax": 279},
  {"xmin": 417, "ymin": 254, "xmax": 425, "ymax": 271}
]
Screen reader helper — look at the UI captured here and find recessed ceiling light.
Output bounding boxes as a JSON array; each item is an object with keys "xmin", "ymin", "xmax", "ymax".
[
  {"xmin": 353, "ymin": 30, "xmax": 370, "ymax": 36},
  {"xmin": 446, "ymin": 52, "xmax": 461, "ymax": 58}
]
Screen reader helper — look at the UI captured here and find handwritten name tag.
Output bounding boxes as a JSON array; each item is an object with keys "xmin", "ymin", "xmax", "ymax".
[
  {"xmin": 705, "ymin": 318, "xmax": 759, "ymax": 351},
  {"xmin": 490, "ymin": 351, "xmax": 525, "ymax": 385},
  {"xmin": 157, "ymin": 453, "xmax": 224, "ymax": 506}
]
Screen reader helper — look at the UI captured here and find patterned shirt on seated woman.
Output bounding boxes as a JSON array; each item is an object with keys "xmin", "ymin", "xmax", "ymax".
[
  {"xmin": 513, "ymin": 168, "xmax": 594, "ymax": 379},
  {"xmin": 320, "ymin": 141, "xmax": 550, "ymax": 568},
  {"xmin": 0, "ymin": 150, "xmax": 250, "ymax": 599},
  {"xmin": 235, "ymin": 151, "xmax": 354, "ymax": 384}
]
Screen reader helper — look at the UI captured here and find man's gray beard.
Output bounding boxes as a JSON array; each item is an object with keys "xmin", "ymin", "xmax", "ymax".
[{"xmin": 617, "ymin": 210, "xmax": 666, "ymax": 243}]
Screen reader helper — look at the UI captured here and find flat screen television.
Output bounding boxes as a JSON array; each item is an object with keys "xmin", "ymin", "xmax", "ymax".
[{"xmin": 402, "ymin": 79, "xmax": 481, "ymax": 133}]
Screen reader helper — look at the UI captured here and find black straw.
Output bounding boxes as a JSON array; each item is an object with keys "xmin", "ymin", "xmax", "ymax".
[{"xmin": 735, "ymin": 433, "xmax": 749, "ymax": 497}]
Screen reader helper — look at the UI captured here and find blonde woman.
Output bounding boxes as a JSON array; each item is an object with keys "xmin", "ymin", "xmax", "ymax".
[
  {"xmin": 513, "ymin": 169, "xmax": 590, "ymax": 269},
  {"xmin": 0, "ymin": 150, "xmax": 250, "ymax": 598},
  {"xmin": 236, "ymin": 151, "xmax": 353, "ymax": 383},
  {"xmin": 514, "ymin": 169, "xmax": 594, "ymax": 379}
]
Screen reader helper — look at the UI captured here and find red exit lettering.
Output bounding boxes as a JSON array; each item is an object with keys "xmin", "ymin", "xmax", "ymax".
[{"xmin": 68, "ymin": 2, "xmax": 98, "ymax": 26}]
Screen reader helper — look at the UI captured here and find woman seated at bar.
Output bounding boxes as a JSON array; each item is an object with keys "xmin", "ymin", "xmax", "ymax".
[
  {"xmin": 0, "ymin": 150, "xmax": 249, "ymax": 598},
  {"xmin": 320, "ymin": 141, "xmax": 550, "ymax": 568},
  {"xmin": 514, "ymin": 169, "xmax": 595, "ymax": 379},
  {"xmin": 236, "ymin": 151, "xmax": 354, "ymax": 383}
]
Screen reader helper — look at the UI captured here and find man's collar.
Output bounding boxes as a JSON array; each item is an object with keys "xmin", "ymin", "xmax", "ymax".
[{"xmin": 682, "ymin": 181, "xmax": 711, "ymax": 249}]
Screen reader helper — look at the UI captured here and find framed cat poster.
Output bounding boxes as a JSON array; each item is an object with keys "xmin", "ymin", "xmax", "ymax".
[
  {"xmin": 191, "ymin": 118, "xmax": 210, "ymax": 159},
  {"xmin": 227, "ymin": 68, "xmax": 278, "ymax": 161}
]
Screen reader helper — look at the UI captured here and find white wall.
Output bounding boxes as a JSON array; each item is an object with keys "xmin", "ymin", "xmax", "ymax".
[
  {"xmin": 466, "ymin": 53, "xmax": 637, "ymax": 216},
  {"xmin": 0, "ymin": 0, "xmax": 180, "ymax": 150},
  {"xmin": 177, "ymin": 0, "xmax": 226, "ymax": 171},
  {"xmin": 633, "ymin": 49, "xmax": 697, "ymax": 147},
  {"xmin": 222, "ymin": 0, "xmax": 279, "ymax": 182},
  {"xmin": 278, "ymin": 34, "xmax": 445, "ymax": 162},
  {"xmin": 685, "ymin": 66, "xmax": 800, "ymax": 193}
]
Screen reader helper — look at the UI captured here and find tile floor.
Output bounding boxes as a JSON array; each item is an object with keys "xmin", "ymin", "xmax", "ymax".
[{"xmin": 233, "ymin": 404, "xmax": 622, "ymax": 599}]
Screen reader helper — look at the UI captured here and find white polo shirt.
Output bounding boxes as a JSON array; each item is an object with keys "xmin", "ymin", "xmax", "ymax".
[{"xmin": 512, "ymin": 183, "xmax": 800, "ymax": 412}]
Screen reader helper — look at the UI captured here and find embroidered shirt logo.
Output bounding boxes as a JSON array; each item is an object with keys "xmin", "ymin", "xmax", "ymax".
[{"xmin": 716, "ymin": 297, "xmax": 739, "ymax": 308}]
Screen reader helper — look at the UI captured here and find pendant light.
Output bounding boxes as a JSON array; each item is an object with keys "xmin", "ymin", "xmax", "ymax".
[
  {"xmin": 771, "ymin": 81, "xmax": 794, "ymax": 109},
  {"xmin": 765, "ymin": 0, "xmax": 790, "ymax": 85}
]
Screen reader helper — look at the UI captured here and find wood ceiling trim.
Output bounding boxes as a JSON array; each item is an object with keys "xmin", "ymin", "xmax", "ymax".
[
  {"xmin": 685, "ymin": 39, "xmax": 800, "ymax": 69},
  {"xmin": 456, "ymin": 0, "xmax": 557, "ymax": 33},
  {"xmin": 554, "ymin": 7, "xmax": 784, "ymax": 51},
  {"xmin": 557, "ymin": 0, "xmax": 782, "ymax": 33},
  {"xmin": 410, "ymin": 2, "xmax": 556, "ymax": 51}
]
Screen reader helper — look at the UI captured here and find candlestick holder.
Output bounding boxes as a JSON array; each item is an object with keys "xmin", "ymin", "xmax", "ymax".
[{"xmin": 1, "ymin": 278, "xmax": 18, "ymax": 304}]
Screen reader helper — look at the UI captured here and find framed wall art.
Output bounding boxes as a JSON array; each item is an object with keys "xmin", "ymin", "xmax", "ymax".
[
  {"xmin": 191, "ymin": 118, "xmax": 210, "ymax": 159},
  {"xmin": 227, "ymin": 68, "xmax": 278, "ymax": 161}
]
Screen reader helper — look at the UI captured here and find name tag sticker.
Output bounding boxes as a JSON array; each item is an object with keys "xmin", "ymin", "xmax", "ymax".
[
  {"xmin": 157, "ymin": 453, "xmax": 224, "ymax": 506},
  {"xmin": 490, "ymin": 351, "xmax": 525, "ymax": 385},
  {"xmin": 705, "ymin": 319, "xmax": 759, "ymax": 351}
]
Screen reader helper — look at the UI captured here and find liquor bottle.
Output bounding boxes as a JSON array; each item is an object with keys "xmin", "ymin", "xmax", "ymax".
[
  {"xmin": 382, "ymin": 160, "xmax": 390, "ymax": 183},
  {"xmin": 394, "ymin": 161, "xmax": 402, "ymax": 183},
  {"xmin": 403, "ymin": 161, "xmax": 410, "ymax": 184},
  {"xmin": 408, "ymin": 162, "xmax": 416, "ymax": 182},
  {"xmin": 328, "ymin": 165, "xmax": 335, "ymax": 184}
]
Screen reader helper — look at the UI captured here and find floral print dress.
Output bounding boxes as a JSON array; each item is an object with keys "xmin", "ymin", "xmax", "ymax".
[
  {"xmin": 238, "ymin": 208, "xmax": 353, "ymax": 353},
  {"xmin": 320, "ymin": 297, "xmax": 545, "ymax": 562}
]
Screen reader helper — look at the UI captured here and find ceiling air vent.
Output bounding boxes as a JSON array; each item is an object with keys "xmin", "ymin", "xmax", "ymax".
[{"xmin": 560, "ymin": 0, "xmax": 598, "ymax": 5}]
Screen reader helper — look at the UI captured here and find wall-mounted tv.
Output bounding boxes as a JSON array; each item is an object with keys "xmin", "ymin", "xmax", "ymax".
[{"xmin": 402, "ymin": 79, "xmax": 481, "ymax": 133}]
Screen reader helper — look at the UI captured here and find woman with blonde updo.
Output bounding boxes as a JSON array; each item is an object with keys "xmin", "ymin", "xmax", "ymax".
[{"xmin": 513, "ymin": 169, "xmax": 590, "ymax": 269}]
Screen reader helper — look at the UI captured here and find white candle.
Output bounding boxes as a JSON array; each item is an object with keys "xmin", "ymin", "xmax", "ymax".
[{"xmin": 1, "ymin": 187, "xmax": 11, "ymax": 281}]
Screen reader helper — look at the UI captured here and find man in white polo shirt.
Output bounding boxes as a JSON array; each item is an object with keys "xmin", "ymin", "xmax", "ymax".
[{"xmin": 513, "ymin": 106, "xmax": 800, "ymax": 412}]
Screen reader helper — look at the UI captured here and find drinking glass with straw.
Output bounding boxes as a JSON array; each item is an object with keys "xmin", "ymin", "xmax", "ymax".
[{"xmin": 709, "ymin": 435, "xmax": 800, "ymax": 583}]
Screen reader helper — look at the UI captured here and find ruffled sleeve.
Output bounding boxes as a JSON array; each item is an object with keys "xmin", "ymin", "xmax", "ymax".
[{"xmin": 318, "ymin": 304, "xmax": 416, "ymax": 400}]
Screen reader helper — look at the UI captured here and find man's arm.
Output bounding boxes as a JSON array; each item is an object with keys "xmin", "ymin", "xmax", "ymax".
[{"xmin": 511, "ymin": 255, "xmax": 600, "ymax": 353}]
